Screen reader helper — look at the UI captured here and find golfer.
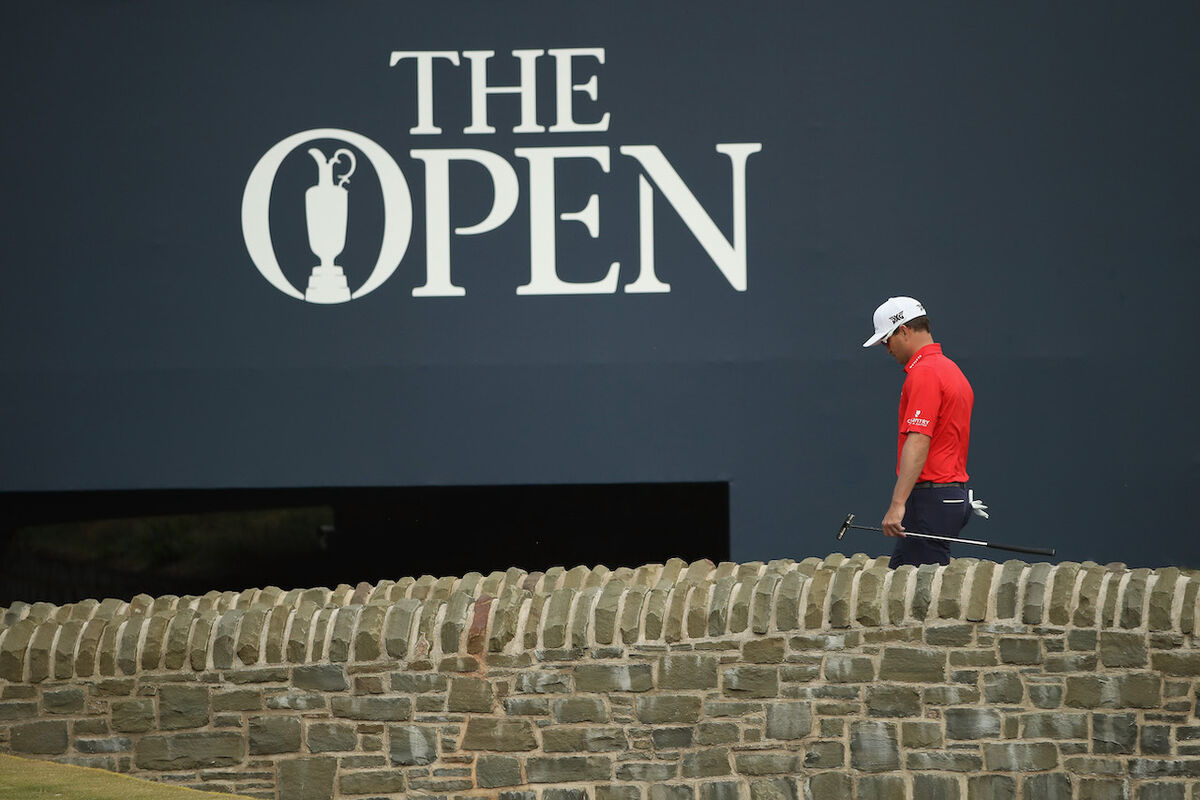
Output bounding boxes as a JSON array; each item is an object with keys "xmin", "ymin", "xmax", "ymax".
[{"xmin": 863, "ymin": 297, "xmax": 975, "ymax": 568}]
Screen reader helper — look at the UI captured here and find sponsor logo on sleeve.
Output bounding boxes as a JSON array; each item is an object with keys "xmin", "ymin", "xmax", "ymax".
[{"xmin": 906, "ymin": 409, "xmax": 931, "ymax": 428}]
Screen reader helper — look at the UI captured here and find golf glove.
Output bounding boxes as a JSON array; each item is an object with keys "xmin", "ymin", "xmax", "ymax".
[{"xmin": 969, "ymin": 489, "xmax": 989, "ymax": 519}]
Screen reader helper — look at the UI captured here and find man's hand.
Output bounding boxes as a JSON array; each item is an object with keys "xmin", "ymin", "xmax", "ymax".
[{"xmin": 885, "ymin": 433, "xmax": 929, "ymax": 538}]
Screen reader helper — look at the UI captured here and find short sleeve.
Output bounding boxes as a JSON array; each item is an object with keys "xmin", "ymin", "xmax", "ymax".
[{"xmin": 900, "ymin": 369, "xmax": 941, "ymax": 435}]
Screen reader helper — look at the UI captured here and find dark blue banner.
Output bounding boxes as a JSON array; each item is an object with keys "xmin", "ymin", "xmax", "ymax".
[{"xmin": 2, "ymin": 2, "xmax": 1198, "ymax": 567}]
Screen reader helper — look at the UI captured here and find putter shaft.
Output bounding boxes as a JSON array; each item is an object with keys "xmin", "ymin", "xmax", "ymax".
[{"xmin": 839, "ymin": 516, "xmax": 1055, "ymax": 558}]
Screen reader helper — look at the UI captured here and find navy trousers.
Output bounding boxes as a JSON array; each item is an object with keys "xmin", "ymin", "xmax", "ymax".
[{"xmin": 889, "ymin": 485, "xmax": 972, "ymax": 569}]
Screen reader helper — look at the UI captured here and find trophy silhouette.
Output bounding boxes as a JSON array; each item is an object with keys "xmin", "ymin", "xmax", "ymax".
[{"xmin": 303, "ymin": 147, "xmax": 357, "ymax": 303}]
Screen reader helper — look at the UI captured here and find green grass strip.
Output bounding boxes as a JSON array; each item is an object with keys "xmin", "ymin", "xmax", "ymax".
[{"xmin": 0, "ymin": 754, "xmax": 257, "ymax": 800}]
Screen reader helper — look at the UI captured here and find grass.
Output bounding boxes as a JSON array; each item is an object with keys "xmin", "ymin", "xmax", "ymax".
[{"xmin": 0, "ymin": 754, "xmax": 257, "ymax": 800}]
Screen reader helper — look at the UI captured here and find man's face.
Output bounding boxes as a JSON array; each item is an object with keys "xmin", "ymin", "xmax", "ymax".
[{"xmin": 883, "ymin": 327, "xmax": 908, "ymax": 365}]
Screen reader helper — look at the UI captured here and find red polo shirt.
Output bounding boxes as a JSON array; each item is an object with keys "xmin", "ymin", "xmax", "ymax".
[{"xmin": 897, "ymin": 343, "xmax": 973, "ymax": 482}]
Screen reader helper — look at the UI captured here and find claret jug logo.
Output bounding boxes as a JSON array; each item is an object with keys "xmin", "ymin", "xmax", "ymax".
[{"xmin": 242, "ymin": 47, "xmax": 762, "ymax": 304}]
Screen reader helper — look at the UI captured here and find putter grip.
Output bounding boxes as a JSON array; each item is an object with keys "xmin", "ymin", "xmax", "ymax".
[{"xmin": 989, "ymin": 542, "xmax": 1056, "ymax": 557}]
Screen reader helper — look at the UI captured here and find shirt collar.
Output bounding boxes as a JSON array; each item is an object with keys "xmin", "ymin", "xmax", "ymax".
[{"xmin": 905, "ymin": 342, "xmax": 942, "ymax": 373}]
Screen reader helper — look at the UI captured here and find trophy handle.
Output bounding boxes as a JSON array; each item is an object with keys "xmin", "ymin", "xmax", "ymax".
[{"xmin": 331, "ymin": 148, "xmax": 357, "ymax": 187}]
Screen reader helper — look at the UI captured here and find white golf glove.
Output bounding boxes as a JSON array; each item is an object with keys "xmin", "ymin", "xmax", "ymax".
[{"xmin": 969, "ymin": 489, "xmax": 989, "ymax": 519}]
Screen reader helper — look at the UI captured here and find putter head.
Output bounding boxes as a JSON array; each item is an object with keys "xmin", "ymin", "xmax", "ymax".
[{"xmin": 837, "ymin": 513, "xmax": 855, "ymax": 540}]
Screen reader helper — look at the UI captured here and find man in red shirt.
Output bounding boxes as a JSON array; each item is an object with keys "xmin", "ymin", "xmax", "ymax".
[{"xmin": 863, "ymin": 297, "xmax": 975, "ymax": 568}]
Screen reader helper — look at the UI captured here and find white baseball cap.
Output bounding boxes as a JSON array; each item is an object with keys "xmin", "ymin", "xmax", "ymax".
[{"xmin": 862, "ymin": 296, "xmax": 926, "ymax": 347}]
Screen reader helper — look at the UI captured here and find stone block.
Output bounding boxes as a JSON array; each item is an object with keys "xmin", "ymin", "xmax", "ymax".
[
  {"xmin": 925, "ymin": 685, "xmax": 980, "ymax": 705},
  {"xmin": 11, "ymin": 720, "xmax": 69, "ymax": 754},
  {"xmin": 806, "ymin": 773, "xmax": 851, "ymax": 798},
  {"xmin": 226, "ymin": 666, "xmax": 289, "ymax": 684},
  {"xmin": 277, "ymin": 756, "xmax": 336, "ymax": 800},
  {"xmin": 849, "ymin": 720, "xmax": 900, "ymax": 772},
  {"xmin": 461, "ymin": 717, "xmax": 538, "ymax": 751},
  {"xmin": 676, "ymin": 747, "xmax": 729, "ymax": 779},
  {"xmin": 111, "ymin": 698, "xmax": 155, "ymax": 733},
  {"xmin": 649, "ymin": 787, "xmax": 693, "ymax": 800},
  {"xmin": 307, "ymin": 722, "xmax": 357, "ymax": 753},
  {"xmin": 914, "ymin": 774, "xmax": 960, "ymax": 800},
  {"xmin": 527, "ymin": 755, "xmax": 612, "ymax": 783},
  {"xmin": 74, "ymin": 737, "xmax": 132, "ymax": 754},
  {"xmin": 449, "ymin": 676, "xmax": 494, "ymax": 712},
  {"xmin": 597, "ymin": 788, "xmax": 643, "ymax": 800},
  {"xmin": 339, "ymin": 770, "xmax": 406, "ymax": 794},
  {"xmin": 1141, "ymin": 725, "xmax": 1172, "ymax": 756},
  {"xmin": 1029, "ymin": 683, "xmax": 1064, "ymax": 709},
  {"xmin": 1069, "ymin": 628, "xmax": 1099, "ymax": 651},
  {"xmin": 575, "ymin": 663, "xmax": 653, "ymax": 692},
  {"xmin": 617, "ymin": 762, "xmax": 679, "ymax": 781},
  {"xmin": 135, "ymin": 732, "xmax": 244, "ymax": 770},
  {"xmin": 330, "ymin": 695, "xmax": 411, "ymax": 721},
  {"xmin": 866, "ymin": 684, "xmax": 920, "ymax": 717},
  {"xmin": 293, "ymin": 664, "xmax": 348, "ymax": 692},
  {"xmin": 546, "ymin": 790, "xmax": 591, "ymax": 800},
  {"xmin": 823, "ymin": 654, "xmax": 874, "ymax": 683},
  {"xmin": 1093, "ymin": 713, "xmax": 1138, "ymax": 754},
  {"xmin": 389, "ymin": 724, "xmax": 439, "ymax": 764},
  {"xmin": 902, "ymin": 720, "xmax": 943, "ymax": 748},
  {"xmin": 158, "ymin": 685, "xmax": 209, "ymax": 730},
  {"xmin": 700, "ymin": 781, "xmax": 742, "ymax": 800},
  {"xmin": 266, "ymin": 691, "xmax": 327, "ymax": 711},
  {"xmin": 803, "ymin": 740, "xmax": 844, "ymax": 769},
  {"xmin": 945, "ymin": 707, "xmax": 1002, "ymax": 739},
  {"xmin": 857, "ymin": 775, "xmax": 905, "ymax": 800},
  {"xmin": 765, "ymin": 701, "xmax": 813, "ymax": 739},
  {"xmin": 42, "ymin": 687, "xmax": 85, "ymax": 715},
  {"xmin": 1022, "ymin": 712, "xmax": 1088, "ymax": 740},
  {"xmin": 1136, "ymin": 785, "xmax": 1185, "ymax": 800},
  {"xmin": 652, "ymin": 727, "xmax": 695, "ymax": 749},
  {"xmin": 1101, "ymin": 631, "xmax": 1148, "ymax": 667},
  {"xmin": 553, "ymin": 696, "xmax": 609, "ymax": 723},
  {"xmin": 637, "ymin": 694, "xmax": 703, "ymax": 724},
  {"xmin": 999, "ymin": 637, "xmax": 1042, "ymax": 664},
  {"xmin": 969, "ymin": 776, "xmax": 1016, "ymax": 800},
  {"xmin": 744, "ymin": 637, "xmax": 786, "ymax": 663},
  {"xmin": 734, "ymin": 752, "xmax": 802, "ymax": 775},
  {"xmin": 723, "ymin": 665, "xmax": 779, "ymax": 698},
  {"xmin": 983, "ymin": 742, "xmax": 1059, "ymax": 771},
  {"xmin": 926, "ymin": 623, "xmax": 974, "ymax": 646},
  {"xmin": 1129, "ymin": 759, "xmax": 1200, "ymax": 779},
  {"xmin": 478, "ymin": 754, "xmax": 523, "ymax": 787},
  {"xmin": 983, "ymin": 671, "xmax": 1023, "ymax": 704},
  {"xmin": 1075, "ymin": 778, "xmax": 1129, "ymax": 799},
  {"xmin": 517, "ymin": 670, "xmax": 572, "ymax": 694},
  {"xmin": 505, "ymin": 696, "xmax": 550, "ymax": 715},
  {"xmin": 697, "ymin": 721, "xmax": 741, "ymax": 745},
  {"xmin": 249, "ymin": 715, "xmax": 302, "ymax": 754},
  {"xmin": 544, "ymin": 726, "xmax": 627, "ymax": 752},
  {"xmin": 212, "ymin": 689, "xmax": 261, "ymax": 712},
  {"xmin": 1023, "ymin": 773, "xmax": 1073, "ymax": 800},
  {"xmin": 879, "ymin": 646, "xmax": 945, "ymax": 682},
  {"xmin": 391, "ymin": 671, "xmax": 447, "ymax": 693},
  {"xmin": 660, "ymin": 654, "xmax": 719, "ymax": 689},
  {"xmin": 1152, "ymin": 652, "xmax": 1200, "ymax": 677},
  {"xmin": 749, "ymin": 778, "xmax": 798, "ymax": 800},
  {"xmin": 0, "ymin": 701, "xmax": 37, "ymax": 720},
  {"xmin": 907, "ymin": 751, "xmax": 982, "ymax": 771}
]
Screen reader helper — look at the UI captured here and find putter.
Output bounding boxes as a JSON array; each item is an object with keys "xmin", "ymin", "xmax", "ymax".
[{"xmin": 836, "ymin": 513, "xmax": 1055, "ymax": 558}]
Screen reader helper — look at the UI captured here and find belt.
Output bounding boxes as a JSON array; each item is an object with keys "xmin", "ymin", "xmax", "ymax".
[{"xmin": 913, "ymin": 481, "xmax": 965, "ymax": 489}]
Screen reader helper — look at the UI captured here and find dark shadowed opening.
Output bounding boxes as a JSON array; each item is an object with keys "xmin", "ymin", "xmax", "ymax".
[{"xmin": 0, "ymin": 483, "xmax": 729, "ymax": 605}]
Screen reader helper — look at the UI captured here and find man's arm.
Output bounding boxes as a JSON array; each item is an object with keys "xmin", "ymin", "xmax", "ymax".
[{"xmin": 883, "ymin": 432, "xmax": 931, "ymax": 536}]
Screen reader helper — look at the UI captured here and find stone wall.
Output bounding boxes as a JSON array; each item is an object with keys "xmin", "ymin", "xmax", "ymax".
[{"xmin": 2, "ymin": 555, "xmax": 1200, "ymax": 799}]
